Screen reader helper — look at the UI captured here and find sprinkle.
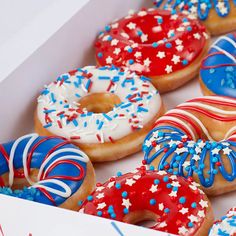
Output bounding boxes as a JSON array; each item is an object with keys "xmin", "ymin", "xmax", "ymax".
[{"xmin": 150, "ymin": 199, "xmax": 156, "ymax": 205}]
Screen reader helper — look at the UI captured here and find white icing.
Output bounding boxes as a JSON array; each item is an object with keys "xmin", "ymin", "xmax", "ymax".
[{"xmin": 37, "ymin": 66, "xmax": 161, "ymax": 143}]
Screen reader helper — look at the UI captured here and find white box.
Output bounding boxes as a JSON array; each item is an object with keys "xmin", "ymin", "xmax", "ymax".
[{"xmin": 0, "ymin": 0, "xmax": 235, "ymax": 235}]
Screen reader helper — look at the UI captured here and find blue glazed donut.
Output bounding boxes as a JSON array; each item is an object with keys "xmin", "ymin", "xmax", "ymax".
[
  {"xmin": 200, "ymin": 32, "xmax": 236, "ymax": 98},
  {"xmin": 0, "ymin": 133, "xmax": 95, "ymax": 210}
]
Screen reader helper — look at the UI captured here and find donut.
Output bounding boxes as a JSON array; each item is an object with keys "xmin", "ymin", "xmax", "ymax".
[
  {"xmin": 209, "ymin": 207, "xmax": 236, "ymax": 235},
  {"xmin": 154, "ymin": 0, "xmax": 236, "ymax": 35},
  {"xmin": 143, "ymin": 96, "xmax": 236, "ymax": 196},
  {"xmin": 35, "ymin": 66, "xmax": 164, "ymax": 162},
  {"xmin": 80, "ymin": 167, "xmax": 213, "ymax": 236},
  {"xmin": 0, "ymin": 133, "xmax": 95, "ymax": 210},
  {"xmin": 200, "ymin": 32, "xmax": 236, "ymax": 98},
  {"xmin": 95, "ymin": 8, "xmax": 210, "ymax": 93}
]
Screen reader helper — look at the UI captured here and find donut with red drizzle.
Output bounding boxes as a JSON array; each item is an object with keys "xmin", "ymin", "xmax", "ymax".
[
  {"xmin": 95, "ymin": 8, "xmax": 210, "ymax": 93},
  {"xmin": 143, "ymin": 96, "xmax": 236, "ymax": 196},
  {"xmin": 0, "ymin": 133, "xmax": 95, "ymax": 210},
  {"xmin": 80, "ymin": 167, "xmax": 213, "ymax": 235},
  {"xmin": 200, "ymin": 32, "xmax": 236, "ymax": 98}
]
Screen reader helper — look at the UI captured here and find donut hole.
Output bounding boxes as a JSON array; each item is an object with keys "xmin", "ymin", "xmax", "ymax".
[
  {"xmin": 124, "ymin": 210, "xmax": 158, "ymax": 228},
  {"xmin": 78, "ymin": 93, "xmax": 121, "ymax": 113}
]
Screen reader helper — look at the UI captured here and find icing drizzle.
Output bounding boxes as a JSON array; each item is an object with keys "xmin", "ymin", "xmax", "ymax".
[
  {"xmin": 209, "ymin": 207, "xmax": 236, "ymax": 235},
  {"xmin": 37, "ymin": 66, "xmax": 161, "ymax": 144},
  {"xmin": 0, "ymin": 134, "xmax": 88, "ymax": 206},
  {"xmin": 154, "ymin": 0, "xmax": 236, "ymax": 20},
  {"xmin": 142, "ymin": 96, "xmax": 236, "ymax": 189},
  {"xmin": 95, "ymin": 8, "xmax": 208, "ymax": 77},
  {"xmin": 200, "ymin": 32, "xmax": 236, "ymax": 98},
  {"xmin": 81, "ymin": 168, "xmax": 209, "ymax": 236}
]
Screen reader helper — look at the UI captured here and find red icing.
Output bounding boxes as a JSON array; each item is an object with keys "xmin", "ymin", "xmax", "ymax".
[
  {"xmin": 81, "ymin": 168, "xmax": 208, "ymax": 235},
  {"xmin": 95, "ymin": 9, "xmax": 208, "ymax": 77}
]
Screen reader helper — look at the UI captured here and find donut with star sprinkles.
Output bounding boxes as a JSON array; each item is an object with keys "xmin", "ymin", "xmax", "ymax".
[
  {"xmin": 154, "ymin": 0, "xmax": 236, "ymax": 35},
  {"xmin": 143, "ymin": 96, "xmax": 236, "ymax": 196},
  {"xmin": 200, "ymin": 32, "xmax": 236, "ymax": 98},
  {"xmin": 95, "ymin": 8, "xmax": 210, "ymax": 93},
  {"xmin": 0, "ymin": 133, "xmax": 95, "ymax": 210},
  {"xmin": 80, "ymin": 167, "xmax": 213, "ymax": 236},
  {"xmin": 35, "ymin": 66, "xmax": 164, "ymax": 162},
  {"xmin": 209, "ymin": 207, "xmax": 236, "ymax": 236}
]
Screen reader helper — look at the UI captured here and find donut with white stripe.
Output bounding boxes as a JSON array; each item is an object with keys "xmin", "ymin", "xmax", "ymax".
[
  {"xmin": 154, "ymin": 0, "xmax": 236, "ymax": 35},
  {"xmin": 143, "ymin": 96, "xmax": 236, "ymax": 196},
  {"xmin": 95, "ymin": 8, "xmax": 210, "ymax": 93},
  {"xmin": 0, "ymin": 134, "xmax": 95, "ymax": 210},
  {"xmin": 35, "ymin": 66, "xmax": 164, "ymax": 162},
  {"xmin": 200, "ymin": 32, "xmax": 236, "ymax": 98},
  {"xmin": 209, "ymin": 207, "xmax": 236, "ymax": 235},
  {"xmin": 80, "ymin": 167, "xmax": 213, "ymax": 236}
]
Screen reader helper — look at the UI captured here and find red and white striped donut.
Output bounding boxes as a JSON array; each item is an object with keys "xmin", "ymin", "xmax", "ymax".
[
  {"xmin": 143, "ymin": 96, "xmax": 236, "ymax": 195},
  {"xmin": 80, "ymin": 167, "xmax": 213, "ymax": 236}
]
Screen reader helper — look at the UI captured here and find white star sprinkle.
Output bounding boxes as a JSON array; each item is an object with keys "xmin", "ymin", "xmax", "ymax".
[
  {"xmin": 97, "ymin": 202, "xmax": 106, "ymax": 210},
  {"xmin": 199, "ymin": 199, "xmax": 208, "ymax": 208},
  {"xmin": 96, "ymin": 193, "xmax": 104, "ymax": 199},
  {"xmin": 113, "ymin": 48, "xmax": 121, "ymax": 55},
  {"xmin": 155, "ymin": 145, "xmax": 161, "ymax": 152},
  {"xmin": 106, "ymin": 56, "xmax": 113, "ymax": 64},
  {"xmin": 150, "ymin": 184, "xmax": 158, "ymax": 193},
  {"xmin": 96, "ymin": 186, "xmax": 105, "ymax": 192},
  {"xmin": 175, "ymin": 39, "xmax": 183, "ymax": 45},
  {"xmin": 169, "ymin": 191, "xmax": 177, "ymax": 197},
  {"xmin": 157, "ymin": 51, "xmax": 165, "ymax": 59},
  {"xmin": 111, "ymin": 39, "xmax": 119, "ymax": 46},
  {"xmin": 192, "ymin": 154, "xmax": 200, "ymax": 161},
  {"xmin": 122, "ymin": 199, "xmax": 132, "ymax": 209},
  {"xmin": 158, "ymin": 222, "xmax": 167, "ymax": 228},
  {"xmin": 212, "ymin": 148, "xmax": 220, "ymax": 155},
  {"xmin": 107, "ymin": 181, "xmax": 115, "ymax": 188},
  {"xmin": 198, "ymin": 210, "xmax": 205, "ymax": 218},
  {"xmin": 144, "ymin": 58, "xmax": 151, "ymax": 67},
  {"xmin": 195, "ymin": 146, "xmax": 202, "ymax": 154},
  {"xmin": 223, "ymin": 147, "xmax": 232, "ymax": 155},
  {"xmin": 178, "ymin": 226, "xmax": 188, "ymax": 234},
  {"xmin": 134, "ymin": 51, "xmax": 142, "ymax": 58},
  {"xmin": 179, "ymin": 207, "xmax": 188, "ymax": 215},
  {"xmin": 176, "ymin": 45, "xmax": 184, "ymax": 52},
  {"xmin": 188, "ymin": 214, "xmax": 199, "ymax": 223},
  {"xmin": 127, "ymin": 22, "xmax": 136, "ymax": 30},
  {"xmin": 165, "ymin": 65, "xmax": 172, "ymax": 74},
  {"xmin": 171, "ymin": 181, "xmax": 180, "ymax": 187},
  {"xmin": 141, "ymin": 34, "xmax": 148, "ymax": 43},
  {"xmin": 171, "ymin": 55, "xmax": 180, "ymax": 64},
  {"xmin": 159, "ymin": 203, "xmax": 164, "ymax": 211},
  {"xmin": 137, "ymin": 11, "xmax": 147, "ymax": 17},
  {"xmin": 125, "ymin": 178, "xmax": 136, "ymax": 186},
  {"xmin": 133, "ymin": 175, "xmax": 141, "ymax": 180},
  {"xmin": 193, "ymin": 33, "xmax": 201, "ymax": 39},
  {"xmin": 158, "ymin": 170, "xmax": 167, "ymax": 175}
]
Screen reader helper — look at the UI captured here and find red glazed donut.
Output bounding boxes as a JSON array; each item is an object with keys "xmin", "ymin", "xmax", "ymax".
[
  {"xmin": 95, "ymin": 8, "xmax": 210, "ymax": 93},
  {"xmin": 80, "ymin": 167, "xmax": 213, "ymax": 236}
]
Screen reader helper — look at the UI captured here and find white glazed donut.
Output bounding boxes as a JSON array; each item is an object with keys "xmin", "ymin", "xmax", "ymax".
[{"xmin": 35, "ymin": 66, "xmax": 164, "ymax": 162}]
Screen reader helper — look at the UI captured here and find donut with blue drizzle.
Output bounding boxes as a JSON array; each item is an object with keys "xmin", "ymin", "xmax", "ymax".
[
  {"xmin": 200, "ymin": 32, "xmax": 236, "ymax": 98},
  {"xmin": 153, "ymin": 0, "xmax": 236, "ymax": 35},
  {"xmin": 142, "ymin": 96, "xmax": 236, "ymax": 196},
  {"xmin": 0, "ymin": 133, "xmax": 95, "ymax": 210}
]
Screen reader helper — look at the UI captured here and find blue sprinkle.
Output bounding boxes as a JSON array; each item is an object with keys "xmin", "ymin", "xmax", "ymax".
[
  {"xmin": 182, "ymin": 59, "xmax": 188, "ymax": 65},
  {"xmin": 97, "ymin": 211, "xmax": 102, "ymax": 216},
  {"xmin": 115, "ymin": 183, "xmax": 121, "ymax": 189},
  {"xmin": 164, "ymin": 208, "xmax": 170, "ymax": 213},
  {"xmin": 127, "ymin": 47, "xmax": 133, "ymax": 53},
  {"xmin": 129, "ymin": 59, "xmax": 134, "ymax": 65},
  {"xmin": 97, "ymin": 52, "xmax": 103, "ymax": 58},
  {"xmin": 188, "ymin": 222, "xmax": 194, "ymax": 228},
  {"xmin": 157, "ymin": 17, "xmax": 163, "ymax": 24},
  {"xmin": 122, "ymin": 191, "xmax": 128, "ymax": 198},
  {"xmin": 149, "ymin": 165, "xmax": 155, "ymax": 171},
  {"xmin": 87, "ymin": 195, "xmax": 93, "ymax": 201},
  {"xmin": 154, "ymin": 179, "xmax": 160, "ymax": 185},
  {"xmin": 152, "ymin": 42, "xmax": 158, "ymax": 48},
  {"xmin": 165, "ymin": 42, "xmax": 172, "ymax": 48},
  {"xmin": 105, "ymin": 25, "xmax": 111, "ymax": 32},
  {"xmin": 123, "ymin": 208, "xmax": 129, "ymax": 214},
  {"xmin": 150, "ymin": 199, "xmax": 156, "ymax": 205},
  {"xmin": 111, "ymin": 213, "xmax": 116, "ymax": 219},
  {"xmin": 117, "ymin": 171, "xmax": 122, "ymax": 177},
  {"xmin": 163, "ymin": 176, "xmax": 169, "ymax": 182},
  {"xmin": 187, "ymin": 26, "xmax": 192, "ymax": 31},
  {"xmin": 43, "ymin": 123, "xmax": 52, "ymax": 128},
  {"xmin": 179, "ymin": 196, "xmax": 186, "ymax": 204},
  {"xmin": 97, "ymin": 121, "xmax": 104, "ymax": 130},
  {"xmin": 166, "ymin": 183, "xmax": 172, "ymax": 188},
  {"xmin": 191, "ymin": 202, "xmax": 197, "ymax": 208}
]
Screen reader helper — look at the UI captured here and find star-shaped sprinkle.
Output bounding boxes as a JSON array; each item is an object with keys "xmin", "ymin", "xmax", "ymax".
[
  {"xmin": 96, "ymin": 193, "xmax": 104, "ymax": 199},
  {"xmin": 193, "ymin": 33, "xmax": 201, "ymax": 39},
  {"xmin": 179, "ymin": 207, "xmax": 188, "ymax": 215},
  {"xmin": 122, "ymin": 199, "xmax": 132, "ymax": 209},
  {"xmin": 97, "ymin": 202, "xmax": 106, "ymax": 210},
  {"xmin": 198, "ymin": 210, "xmax": 205, "ymax": 218},
  {"xmin": 188, "ymin": 214, "xmax": 199, "ymax": 223},
  {"xmin": 158, "ymin": 171, "xmax": 167, "ymax": 175},
  {"xmin": 150, "ymin": 184, "xmax": 158, "ymax": 193},
  {"xmin": 192, "ymin": 154, "xmax": 200, "ymax": 161},
  {"xmin": 106, "ymin": 56, "xmax": 113, "ymax": 64},
  {"xmin": 171, "ymin": 181, "xmax": 180, "ymax": 187},
  {"xmin": 223, "ymin": 147, "xmax": 232, "ymax": 155},
  {"xmin": 212, "ymin": 148, "xmax": 220, "ymax": 155},
  {"xmin": 113, "ymin": 48, "xmax": 121, "ymax": 55},
  {"xmin": 178, "ymin": 226, "xmax": 188, "ymax": 234},
  {"xmin": 182, "ymin": 161, "xmax": 190, "ymax": 168},
  {"xmin": 134, "ymin": 51, "xmax": 142, "ymax": 58},
  {"xmin": 158, "ymin": 222, "xmax": 167, "ymax": 228},
  {"xmin": 133, "ymin": 175, "xmax": 141, "ymax": 180},
  {"xmin": 138, "ymin": 11, "xmax": 147, "ymax": 17},
  {"xmin": 199, "ymin": 199, "xmax": 208, "ymax": 208},
  {"xmin": 176, "ymin": 45, "xmax": 184, "ymax": 52},
  {"xmin": 165, "ymin": 65, "xmax": 172, "ymax": 74},
  {"xmin": 171, "ymin": 55, "xmax": 180, "ymax": 64},
  {"xmin": 141, "ymin": 34, "xmax": 148, "ymax": 43},
  {"xmin": 107, "ymin": 181, "xmax": 115, "ymax": 188},
  {"xmin": 127, "ymin": 22, "xmax": 136, "ymax": 30},
  {"xmin": 159, "ymin": 203, "xmax": 164, "ymax": 211},
  {"xmin": 144, "ymin": 58, "xmax": 151, "ymax": 67},
  {"xmin": 157, "ymin": 51, "xmax": 165, "ymax": 59},
  {"xmin": 125, "ymin": 178, "xmax": 136, "ymax": 186},
  {"xmin": 169, "ymin": 191, "xmax": 177, "ymax": 197},
  {"xmin": 96, "ymin": 186, "xmax": 105, "ymax": 192},
  {"xmin": 111, "ymin": 39, "xmax": 119, "ymax": 46}
]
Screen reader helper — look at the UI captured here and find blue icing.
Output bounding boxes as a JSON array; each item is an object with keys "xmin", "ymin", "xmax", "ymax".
[
  {"xmin": 143, "ymin": 126, "xmax": 236, "ymax": 188},
  {"xmin": 200, "ymin": 33, "xmax": 236, "ymax": 98},
  {"xmin": 154, "ymin": 0, "xmax": 236, "ymax": 20},
  {"xmin": 0, "ymin": 134, "xmax": 87, "ymax": 206}
]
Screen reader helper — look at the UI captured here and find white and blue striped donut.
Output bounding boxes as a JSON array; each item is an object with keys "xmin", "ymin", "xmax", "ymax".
[
  {"xmin": 200, "ymin": 32, "xmax": 236, "ymax": 98},
  {"xmin": 0, "ymin": 134, "xmax": 94, "ymax": 209}
]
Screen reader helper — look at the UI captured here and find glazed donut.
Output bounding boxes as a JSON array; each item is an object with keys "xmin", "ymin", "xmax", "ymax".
[
  {"xmin": 209, "ymin": 207, "xmax": 236, "ymax": 235},
  {"xmin": 154, "ymin": 0, "xmax": 236, "ymax": 35},
  {"xmin": 95, "ymin": 8, "xmax": 210, "ymax": 93},
  {"xmin": 80, "ymin": 167, "xmax": 213, "ymax": 236},
  {"xmin": 35, "ymin": 66, "xmax": 164, "ymax": 162},
  {"xmin": 200, "ymin": 32, "xmax": 236, "ymax": 98},
  {"xmin": 143, "ymin": 96, "xmax": 236, "ymax": 196},
  {"xmin": 0, "ymin": 133, "xmax": 95, "ymax": 210}
]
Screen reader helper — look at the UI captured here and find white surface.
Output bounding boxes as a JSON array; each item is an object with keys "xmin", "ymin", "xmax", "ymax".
[
  {"xmin": 0, "ymin": 195, "xmax": 173, "ymax": 236},
  {"xmin": 0, "ymin": 0, "xmax": 235, "ymax": 234}
]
